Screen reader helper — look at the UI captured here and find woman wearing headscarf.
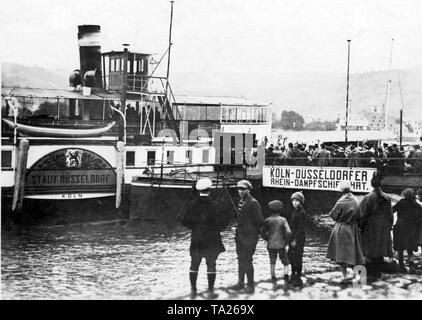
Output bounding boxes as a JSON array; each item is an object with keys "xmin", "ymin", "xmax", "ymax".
[
  {"xmin": 392, "ymin": 188, "xmax": 422, "ymax": 270},
  {"xmin": 326, "ymin": 181, "xmax": 365, "ymax": 283}
]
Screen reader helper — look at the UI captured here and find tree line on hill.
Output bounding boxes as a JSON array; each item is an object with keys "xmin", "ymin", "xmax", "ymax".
[{"xmin": 272, "ymin": 111, "xmax": 337, "ymax": 131}]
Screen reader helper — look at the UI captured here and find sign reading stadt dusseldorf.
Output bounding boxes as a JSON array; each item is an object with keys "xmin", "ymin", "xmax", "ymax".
[{"xmin": 263, "ymin": 165, "xmax": 377, "ymax": 193}]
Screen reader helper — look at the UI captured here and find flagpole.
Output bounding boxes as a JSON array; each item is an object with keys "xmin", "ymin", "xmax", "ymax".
[{"xmin": 345, "ymin": 40, "xmax": 351, "ymax": 143}]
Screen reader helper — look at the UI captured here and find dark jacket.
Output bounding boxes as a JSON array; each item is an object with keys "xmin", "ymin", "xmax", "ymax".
[
  {"xmin": 332, "ymin": 151, "xmax": 346, "ymax": 167},
  {"xmin": 392, "ymin": 197, "xmax": 422, "ymax": 252},
  {"xmin": 359, "ymin": 190, "xmax": 394, "ymax": 258},
  {"xmin": 290, "ymin": 205, "xmax": 307, "ymax": 246},
  {"xmin": 235, "ymin": 194, "xmax": 264, "ymax": 246},
  {"xmin": 261, "ymin": 215, "xmax": 292, "ymax": 249},
  {"xmin": 180, "ymin": 196, "xmax": 231, "ymax": 256}
]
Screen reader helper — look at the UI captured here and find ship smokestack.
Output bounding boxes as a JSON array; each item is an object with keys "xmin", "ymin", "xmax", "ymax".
[{"xmin": 78, "ymin": 25, "xmax": 102, "ymax": 89}]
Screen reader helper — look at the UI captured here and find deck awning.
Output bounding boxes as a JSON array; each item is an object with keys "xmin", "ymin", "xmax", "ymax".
[{"xmin": 1, "ymin": 87, "xmax": 122, "ymax": 101}]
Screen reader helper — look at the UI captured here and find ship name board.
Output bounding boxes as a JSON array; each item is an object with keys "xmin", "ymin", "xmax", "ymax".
[
  {"xmin": 263, "ymin": 165, "xmax": 377, "ymax": 193},
  {"xmin": 27, "ymin": 170, "xmax": 114, "ymax": 187}
]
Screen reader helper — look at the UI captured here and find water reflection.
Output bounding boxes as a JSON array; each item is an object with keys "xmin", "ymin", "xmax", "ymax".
[{"xmin": 1, "ymin": 221, "xmax": 333, "ymax": 300}]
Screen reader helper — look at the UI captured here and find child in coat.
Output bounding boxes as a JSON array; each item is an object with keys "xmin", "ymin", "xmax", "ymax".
[
  {"xmin": 288, "ymin": 191, "xmax": 307, "ymax": 286},
  {"xmin": 261, "ymin": 200, "xmax": 292, "ymax": 284}
]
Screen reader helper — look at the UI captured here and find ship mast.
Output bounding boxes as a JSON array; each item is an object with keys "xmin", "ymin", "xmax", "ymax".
[
  {"xmin": 166, "ymin": 1, "xmax": 174, "ymax": 92},
  {"xmin": 345, "ymin": 40, "xmax": 351, "ymax": 143},
  {"xmin": 384, "ymin": 38, "xmax": 394, "ymax": 130}
]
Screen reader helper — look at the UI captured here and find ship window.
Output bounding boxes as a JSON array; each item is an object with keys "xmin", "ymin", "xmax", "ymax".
[
  {"xmin": 139, "ymin": 59, "xmax": 144, "ymax": 73},
  {"xmin": 1, "ymin": 150, "xmax": 12, "ymax": 168},
  {"xmin": 147, "ymin": 151, "xmax": 156, "ymax": 165},
  {"xmin": 167, "ymin": 150, "xmax": 175, "ymax": 164},
  {"xmin": 202, "ymin": 149, "xmax": 209, "ymax": 164},
  {"xmin": 116, "ymin": 58, "xmax": 121, "ymax": 71},
  {"xmin": 133, "ymin": 60, "xmax": 138, "ymax": 74},
  {"xmin": 111, "ymin": 58, "xmax": 116, "ymax": 72},
  {"xmin": 126, "ymin": 151, "xmax": 135, "ymax": 166}
]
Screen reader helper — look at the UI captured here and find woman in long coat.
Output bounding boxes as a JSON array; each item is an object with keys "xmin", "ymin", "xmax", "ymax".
[
  {"xmin": 392, "ymin": 188, "xmax": 422, "ymax": 269},
  {"xmin": 327, "ymin": 181, "xmax": 365, "ymax": 282},
  {"xmin": 359, "ymin": 176, "xmax": 394, "ymax": 262}
]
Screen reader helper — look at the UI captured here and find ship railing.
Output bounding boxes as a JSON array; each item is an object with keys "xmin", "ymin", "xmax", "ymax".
[{"xmin": 134, "ymin": 163, "xmax": 247, "ymax": 187}]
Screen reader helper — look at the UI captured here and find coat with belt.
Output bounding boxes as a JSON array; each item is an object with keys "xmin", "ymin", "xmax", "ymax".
[
  {"xmin": 326, "ymin": 192, "xmax": 365, "ymax": 265},
  {"xmin": 235, "ymin": 194, "xmax": 264, "ymax": 246},
  {"xmin": 180, "ymin": 195, "xmax": 231, "ymax": 256},
  {"xmin": 359, "ymin": 190, "xmax": 394, "ymax": 258}
]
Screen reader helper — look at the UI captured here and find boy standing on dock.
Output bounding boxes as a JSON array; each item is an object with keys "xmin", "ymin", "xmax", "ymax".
[
  {"xmin": 229, "ymin": 180, "xmax": 264, "ymax": 294},
  {"xmin": 261, "ymin": 200, "xmax": 292, "ymax": 284}
]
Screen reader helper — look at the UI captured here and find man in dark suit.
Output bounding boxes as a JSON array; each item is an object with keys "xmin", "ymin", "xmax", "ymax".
[
  {"xmin": 229, "ymin": 180, "xmax": 264, "ymax": 294},
  {"xmin": 180, "ymin": 177, "xmax": 231, "ymax": 299}
]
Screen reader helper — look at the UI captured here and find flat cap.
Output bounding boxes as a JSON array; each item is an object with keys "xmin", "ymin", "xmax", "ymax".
[
  {"xmin": 196, "ymin": 177, "xmax": 212, "ymax": 191},
  {"xmin": 268, "ymin": 200, "xmax": 284, "ymax": 212},
  {"xmin": 236, "ymin": 179, "xmax": 252, "ymax": 190}
]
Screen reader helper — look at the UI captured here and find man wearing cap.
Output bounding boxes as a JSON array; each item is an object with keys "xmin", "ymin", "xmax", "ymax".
[
  {"xmin": 362, "ymin": 144, "xmax": 375, "ymax": 168},
  {"xmin": 332, "ymin": 146, "xmax": 346, "ymax": 167},
  {"xmin": 347, "ymin": 145, "xmax": 360, "ymax": 167},
  {"xmin": 315, "ymin": 143, "xmax": 332, "ymax": 167},
  {"xmin": 229, "ymin": 179, "xmax": 264, "ymax": 294},
  {"xmin": 180, "ymin": 177, "xmax": 231, "ymax": 299}
]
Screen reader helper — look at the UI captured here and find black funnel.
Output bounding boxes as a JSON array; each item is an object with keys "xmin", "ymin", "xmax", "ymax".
[{"xmin": 78, "ymin": 25, "xmax": 102, "ymax": 88}]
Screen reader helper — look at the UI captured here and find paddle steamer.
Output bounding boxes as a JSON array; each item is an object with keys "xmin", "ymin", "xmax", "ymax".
[{"xmin": 1, "ymin": 24, "xmax": 272, "ymax": 224}]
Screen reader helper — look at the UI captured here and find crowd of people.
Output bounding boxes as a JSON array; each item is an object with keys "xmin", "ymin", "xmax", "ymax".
[
  {"xmin": 179, "ymin": 176, "xmax": 422, "ymax": 299},
  {"xmin": 264, "ymin": 141, "xmax": 422, "ymax": 174}
]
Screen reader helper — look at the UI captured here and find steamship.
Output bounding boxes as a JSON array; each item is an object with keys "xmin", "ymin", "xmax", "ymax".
[{"xmin": 1, "ymin": 25, "xmax": 272, "ymax": 224}]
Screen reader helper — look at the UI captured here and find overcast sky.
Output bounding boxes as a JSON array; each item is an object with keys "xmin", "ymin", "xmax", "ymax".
[{"xmin": 1, "ymin": 0, "xmax": 421, "ymax": 75}]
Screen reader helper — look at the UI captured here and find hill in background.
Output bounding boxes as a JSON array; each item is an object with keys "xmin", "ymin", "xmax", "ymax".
[
  {"xmin": 171, "ymin": 67, "xmax": 422, "ymax": 121},
  {"xmin": 2, "ymin": 62, "xmax": 421, "ymax": 121},
  {"xmin": 1, "ymin": 63, "xmax": 68, "ymax": 90}
]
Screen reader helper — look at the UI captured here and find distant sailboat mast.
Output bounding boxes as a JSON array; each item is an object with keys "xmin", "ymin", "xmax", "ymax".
[
  {"xmin": 384, "ymin": 38, "xmax": 394, "ymax": 130},
  {"xmin": 397, "ymin": 69, "xmax": 405, "ymax": 147}
]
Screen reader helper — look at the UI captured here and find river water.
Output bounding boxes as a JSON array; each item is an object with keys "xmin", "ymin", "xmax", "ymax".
[{"xmin": 1, "ymin": 220, "xmax": 335, "ymax": 300}]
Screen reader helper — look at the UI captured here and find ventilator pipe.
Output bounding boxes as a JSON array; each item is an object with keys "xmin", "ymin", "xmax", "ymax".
[
  {"xmin": 83, "ymin": 69, "xmax": 97, "ymax": 87},
  {"xmin": 69, "ymin": 70, "xmax": 82, "ymax": 91}
]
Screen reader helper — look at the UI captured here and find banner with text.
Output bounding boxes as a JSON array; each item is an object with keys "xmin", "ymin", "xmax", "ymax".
[{"xmin": 263, "ymin": 165, "xmax": 377, "ymax": 193}]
